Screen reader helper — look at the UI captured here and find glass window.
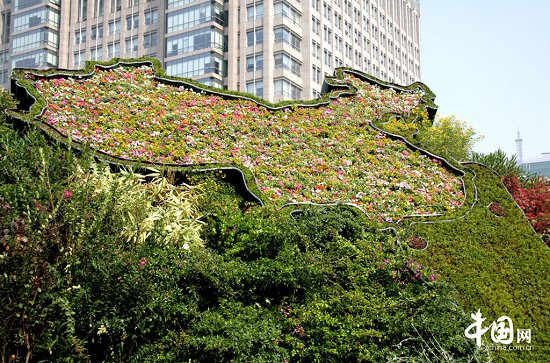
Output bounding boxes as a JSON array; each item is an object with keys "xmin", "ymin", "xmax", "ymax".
[
  {"xmin": 110, "ymin": 0, "xmax": 121, "ymax": 12},
  {"xmin": 246, "ymin": 80, "xmax": 263, "ymax": 97},
  {"xmin": 126, "ymin": 14, "xmax": 139, "ymax": 30},
  {"xmin": 12, "ymin": 49, "xmax": 58, "ymax": 68},
  {"xmin": 91, "ymin": 46, "xmax": 103, "ymax": 59},
  {"xmin": 78, "ymin": 0, "xmax": 87, "ymax": 21},
  {"xmin": 109, "ymin": 18, "xmax": 121, "ymax": 34},
  {"xmin": 166, "ymin": 52, "xmax": 225, "ymax": 78},
  {"xmin": 166, "ymin": 27, "xmax": 224, "ymax": 56},
  {"xmin": 91, "ymin": 24, "xmax": 103, "ymax": 40},
  {"xmin": 274, "ymin": 26, "xmax": 300, "ymax": 50},
  {"xmin": 274, "ymin": 1, "xmax": 301, "ymax": 23},
  {"xmin": 125, "ymin": 36, "xmax": 138, "ymax": 52},
  {"xmin": 167, "ymin": 0, "xmax": 195, "ymax": 8},
  {"xmin": 274, "ymin": 78, "xmax": 301, "ymax": 100},
  {"xmin": 73, "ymin": 50, "xmax": 85, "ymax": 67},
  {"xmin": 166, "ymin": 2, "xmax": 225, "ymax": 33},
  {"xmin": 95, "ymin": 0, "xmax": 104, "ymax": 17},
  {"xmin": 15, "ymin": 0, "xmax": 43, "ymax": 11},
  {"xmin": 144, "ymin": 8, "xmax": 158, "ymax": 25},
  {"xmin": 274, "ymin": 52, "xmax": 300, "ymax": 75},
  {"xmin": 108, "ymin": 41, "xmax": 120, "ymax": 58},
  {"xmin": 75, "ymin": 29, "xmax": 86, "ymax": 45},
  {"xmin": 246, "ymin": 54, "xmax": 263, "ymax": 71},
  {"xmin": 246, "ymin": 3, "xmax": 263, "ymax": 19},
  {"xmin": 12, "ymin": 28, "xmax": 58, "ymax": 52},
  {"xmin": 13, "ymin": 7, "xmax": 60, "ymax": 32},
  {"xmin": 246, "ymin": 27, "xmax": 263, "ymax": 46},
  {"xmin": 143, "ymin": 31, "xmax": 157, "ymax": 48},
  {"xmin": 1, "ymin": 11, "xmax": 10, "ymax": 45}
]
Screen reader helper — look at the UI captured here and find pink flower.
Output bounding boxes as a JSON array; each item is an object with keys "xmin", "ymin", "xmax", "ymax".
[{"xmin": 63, "ymin": 190, "xmax": 73, "ymax": 199}]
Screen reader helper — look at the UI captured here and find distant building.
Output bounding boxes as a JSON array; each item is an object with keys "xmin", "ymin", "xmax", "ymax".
[
  {"xmin": 0, "ymin": 0, "xmax": 421, "ymax": 102},
  {"xmin": 522, "ymin": 154, "xmax": 550, "ymax": 179}
]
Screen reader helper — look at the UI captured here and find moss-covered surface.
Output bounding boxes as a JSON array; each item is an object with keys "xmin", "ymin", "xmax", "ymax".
[{"xmin": 403, "ymin": 163, "xmax": 549, "ymax": 362}]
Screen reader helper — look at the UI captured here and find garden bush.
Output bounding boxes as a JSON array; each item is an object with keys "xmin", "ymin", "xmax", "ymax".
[{"xmin": 3, "ymin": 59, "xmax": 548, "ymax": 363}]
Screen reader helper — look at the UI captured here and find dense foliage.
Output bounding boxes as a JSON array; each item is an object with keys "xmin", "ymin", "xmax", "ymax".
[
  {"xmin": 382, "ymin": 115, "xmax": 480, "ymax": 163},
  {"xmin": 472, "ymin": 149, "xmax": 550, "ymax": 244},
  {"xmin": 503, "ymin": 174, "xmax": 550, "ymax": 242},
  {"xmin": 4, "ymin": 60, "xmax": 549, "ymax": 363},
  {"xmin": 0, "ymin": 118, "xmax": 481, "ymax": 362},
  {"xmin": 26, "ymin": 65, "xmax": 464, "ymax": 221},
  {"xmin": 472, "ymin": 149, "xmax": 526, "ymax": 179}
]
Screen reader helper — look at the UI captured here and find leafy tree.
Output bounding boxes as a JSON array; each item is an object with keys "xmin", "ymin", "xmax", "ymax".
[{"xmin": 415, "ymin": 115, "xmax": 482, "ymax": 162}]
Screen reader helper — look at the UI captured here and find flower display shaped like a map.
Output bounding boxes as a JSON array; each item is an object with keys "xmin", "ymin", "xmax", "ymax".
[{"xmin": 10, "ymin": 59, "xmax": 465, "ymax": 222}]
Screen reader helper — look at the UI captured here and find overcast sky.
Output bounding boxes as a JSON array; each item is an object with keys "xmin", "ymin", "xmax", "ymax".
[{"xmin": 420, "ymin": 0, "xmax": 550, "ymax": 162}]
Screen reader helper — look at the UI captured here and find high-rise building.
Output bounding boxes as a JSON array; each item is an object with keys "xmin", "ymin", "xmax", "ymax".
[{"xmin": 0, "ymin": 0, "xmax": 421, "ymax": 102}]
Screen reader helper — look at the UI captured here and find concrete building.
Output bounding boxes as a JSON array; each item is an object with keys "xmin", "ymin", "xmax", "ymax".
[
  {"xmin": 522, "ymin": 154, "xmax": 550, "ymax": 179},
  {"xmin": 0, "ymin": 0, "xmax": 421, "ymax": 102}
]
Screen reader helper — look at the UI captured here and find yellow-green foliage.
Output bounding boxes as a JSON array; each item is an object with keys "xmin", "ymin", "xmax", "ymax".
[
  {"xmin": 416, "ymin": 115, "xmax": 481, "ymax": 162},
  {"xmin": 73, "ymin": 164, "xmax": 204, "ymax": 248},
  {"xmin": 407, "ymin": 163, "xmax": 550, "ymax": 363}
]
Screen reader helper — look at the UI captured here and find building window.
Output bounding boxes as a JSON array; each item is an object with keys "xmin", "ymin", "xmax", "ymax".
[
  {"xmin": 322, "ymin": 2, "xmax": 331, "ymax": 20},
  {"xmin": 312, "ymin": 40, "xmax": 320, "ymax": 59},
  {"xmin": 108, "ymin": 41, "xmax": 120, "ymax": 58},
  {"xmin": 109, "ymin": 18, "xmax": 121, "ymax": 35},
  {"xmin": 312, "ymin": 16, "xmax": 320, "ymax": 35},
  {"xmin": 274, "ymin": 78, "xmax": 301, "ymax": 100},
  {"xmin": 312, "ymin": 65, "xmax": 321, "ymax": 84},
  {"xmin": 126, "ymin": 14, "xmax": 139, "ymax": 30},
  {"xmin": 166, "ymin": 52, "xmax": 226, "ymax": 78},
  {"xmin": 13, "ymin": 7, "xmax": 60, "ymax": 32},
  {"xmin": 91, "ymin": 46, "xmax": 103, "ymax": 59},
  {"xmin": 76, "ymin": 0, "xmax": 87, "ymax": 21},
  {"xmin": 144, "ymin": 7, "xmax": 158, "ymax": 25},
  {"xmin": 1, "ymin": 11, "xmax": 10, "ymax": 45},
  {"xmin": 95, "ymin": 0, "xmax": 104, "ymax": 17},
  {"xmin": 246, "ymin": 80, "xmax": 263, "ymax": 97},
  {"xmin": 323, "ymin": 26, "xmax": 331, "ymax": 44},
  {"xmin": 167, "ymin": 0, "xmax": 195, "ymax": 8},
  {"xmin": 274, "ymin": 52, "xmax": 301, "ymax": 76},
  {"xmin": 125, "ymin": 36, "xmax": 138, "ymax": 53},
  {"xmin": 110, "ymin": 0, "xmax": 121, "ymax": 12},
  {"xmin": 12, "ymin": 49, "xmax": 58, "ymax": 68},
  {"xmin": 246, "ymin": 2, "xmax": 263, "ymax": 20},
  {"xmin": 0, "ymin": 50, "xmax": 9, "ymax": 64},
  {"xmin": 323, "ymin": 49, "xmax": 332, "ymax": 67},
  {"xmin": 274, "ymin": 26, "xmax": 300, "ymax": 50},
  {"xmin": 166, "ymin": 2, "xmax": 225, "ymax": 33},
  {"xmin": 246, "ymin": 54, "xmax": 263, "ymax": 72},
  {"xmin": 143, "ymin": 31, "xmax": 157, "ymax": 48},
  {"xmin": 13, "ymin": 28, "xmax": 59, "ymax": 52},
  {"xmin": 274, "ymin": 1, "xmax": 301, "ymax": 24},
  {"xmin": 75, "ymin": 29, "xmax": 86, "ymax": 45},
  {"xmin": 73, "ymin": 50, "xmax": 85, "ymax": 67},
  {"xmin": 246, "ymin": 27, "xmax": 263, "ymax": 46},
  {"xmin": 166, "ymin": 28, "xmax": 224, "ymax": 56},
  {"xmin": 91, "ymin": 24, "xmax": 103, "ymax": 40}
]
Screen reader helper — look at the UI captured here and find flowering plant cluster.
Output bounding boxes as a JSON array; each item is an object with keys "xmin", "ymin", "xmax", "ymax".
[
  {"xmin": 33, "ymin": 65, "xmax": 464, "ymax": 220},
  {"xmin": 503, "ymin": 175, "xmax": 550, "ymax": 240}
]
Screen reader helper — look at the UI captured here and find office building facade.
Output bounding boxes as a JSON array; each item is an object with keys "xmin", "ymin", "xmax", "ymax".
[{"xmin": 0, "ymin": 0, "xmax": 421, "ymax": 102}]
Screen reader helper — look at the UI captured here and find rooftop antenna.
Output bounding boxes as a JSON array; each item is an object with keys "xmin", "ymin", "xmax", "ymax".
[{"xmin": 515, "ymin": 131, "xmax": 523, "ymax": 165}]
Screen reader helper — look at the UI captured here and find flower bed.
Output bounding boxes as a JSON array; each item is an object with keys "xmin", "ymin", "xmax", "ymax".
[{"xmin": 31, "ymin": 64, "xmax": 463, "ymax": 221}]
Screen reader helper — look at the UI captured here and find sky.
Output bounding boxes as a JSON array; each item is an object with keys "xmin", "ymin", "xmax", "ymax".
[{"xmin": 420, "ymin": 0, "xmax": 550, "ymax": 162}]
